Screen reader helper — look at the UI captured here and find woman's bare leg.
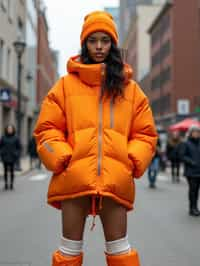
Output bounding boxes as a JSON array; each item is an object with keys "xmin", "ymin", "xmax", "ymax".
[
  {"xmin": 61, "ymin": 196, "xmax": 91, "ymax": 240},
  {"xmin": 99, "ymin": 197, "xmax": 127, "ymax": 241}
]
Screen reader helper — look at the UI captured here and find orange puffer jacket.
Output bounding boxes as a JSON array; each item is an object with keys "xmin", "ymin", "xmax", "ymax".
[{"xmin": 34, "ymin": 55, "xmax": 157, "ymax": 211}]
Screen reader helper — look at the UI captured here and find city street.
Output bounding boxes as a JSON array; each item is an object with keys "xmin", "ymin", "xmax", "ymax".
[
  {"xmin": 0, "ymin": 169, "xmax": 199, "ymax": 266},
  {"xmin": 1, "ymin": 1, "xmax": 200, "ymax": 266}
]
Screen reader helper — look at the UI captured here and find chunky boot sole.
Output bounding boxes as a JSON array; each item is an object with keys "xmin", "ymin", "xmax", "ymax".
[
  {"xmin": 52, "ymin": 250, "xmax": 83, "ymax": 266},
  {"xmin": 106, "ymin": 249, "xmax": 140, "ymax": 266}
]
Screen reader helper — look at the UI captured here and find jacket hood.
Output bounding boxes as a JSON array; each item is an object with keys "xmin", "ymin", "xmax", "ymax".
[{"xmin": 67, "ymin": 55, "xmax": 133, "ymax": 86}]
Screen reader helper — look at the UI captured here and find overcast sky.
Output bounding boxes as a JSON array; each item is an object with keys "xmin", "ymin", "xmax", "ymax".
[{"xmin": 43, "ymin": 0, "xmax": 119, "ymax": 75}]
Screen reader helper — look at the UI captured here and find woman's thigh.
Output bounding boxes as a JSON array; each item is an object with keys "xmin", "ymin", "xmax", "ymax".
[
  {"xmin": 99, "ymin": 197, "xmax": 127, "ymax": 241},
  {"xmin": 61, "ymin": 196, "xmax": 91, "ymax": 240}
]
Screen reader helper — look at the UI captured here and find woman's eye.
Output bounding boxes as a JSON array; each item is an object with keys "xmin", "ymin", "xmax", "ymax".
[
  {"xmin": 88, "ymin": 39, "xmax": 96, "ymax": 43},
  {"xmin": 102, "ymin": 39, "xmax": 111, "ymax": 44}
]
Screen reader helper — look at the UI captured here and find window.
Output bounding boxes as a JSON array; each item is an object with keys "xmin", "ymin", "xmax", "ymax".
[
  {"xmin": 7, "ymin": 0, "xmax": 14, "ymax": 23},
  {"xmin": 17, "ymin": 17, "xmax": 25, "ymax": 41},
  {"xmin": 0, "ymin": 0, "xmax": 7, "ymax": 11},
  {"xmin": 152, "ymin": 50, "xmax": 160, "ymax": 67},
  {"xmin": 161, "ymin": 14, "xmax": 170, "ymax": 34},
  {"xmin": 151, "ymin": 99, "xmax": 160, "ymax": 114},
  {"xmin": 160, "ymin": 66, "xmax": 171, "ymax": 86},
  {"xmin": 152, "ymin": 26, "xmax": 160, "ymax": 45},
  {"xmin": 152, "ymin": 40, "xmax": 171, "ymax": 67},
  {"xmin": 151, "ymin": 66, "xmax": 171, "ymax": 90},
  {"xmin": 6, "ymin": 48, "xmax": 11, "ymax": 80},
  {"xmin": 151, "ymin": 75, "xmax": 160, "ymax": 90},
  {"xmin": 151, "ymin": 94, "xmax": 171, "ymax": 115},
  {"xmin": 18, "ymin": 17, "xmax": 24, "ymax": 31},
  {"xmin": 160, "ymin": 40, "xmax": 170, "ymax": 61},
  {"xmin": 161, "ymin": 93, "xmax": 171, "ymax": 113},
  {"xmin": 151, "ymin": 14, "xmax": 170, "ymax": 46},
  {"xmin": 0, "ymin": 39, "xmax": 4, "ymax": 77}
]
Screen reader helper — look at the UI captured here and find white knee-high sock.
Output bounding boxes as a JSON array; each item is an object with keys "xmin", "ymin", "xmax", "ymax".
[
  {"xmin": 59, "ymin": 236, "xmax": 83, "ymax": 256},
  {"xmin": 105, "ymin": 235, "xmax": 131, "ymax": 255}
]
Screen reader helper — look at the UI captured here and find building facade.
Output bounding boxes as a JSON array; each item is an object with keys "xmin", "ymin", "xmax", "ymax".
[
  {"xmin": 26, "ymin": 0, "xmax": 38, "ymax": 141},
  {"xmin": 148, "ymin": 0, "xmax": 200, "ymax": 126},
  {"xmin": 0, "ymin": 0, "xmax": 28, "ymax": 150},
  {"xmin": 124, "ymin": 4, "xmax": 162, "ymax": 81},
  {"xmin": 104, "ymin": 7, "xmax": 120, "ymax": 32},
  {"xmin": 119, "ymin": 0, "xmax": 163, "ymax": 45},
  {"xmin": 119, "ymin": 0, "xmax": 136, "ymax": 45},
  {"xmin": 37, "ymin": 4, "xmax": 57, "ymax": 106}
]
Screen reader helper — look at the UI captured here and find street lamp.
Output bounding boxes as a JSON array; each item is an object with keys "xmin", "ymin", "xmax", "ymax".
[{"xmin": 13, "ymin": 39, "xmax": 26, "ymax": 139}]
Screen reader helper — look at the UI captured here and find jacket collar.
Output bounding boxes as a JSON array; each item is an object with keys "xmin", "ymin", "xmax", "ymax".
[{"xmin": 67, "ymin": 55, "xmax": 133, "ymax": 87}]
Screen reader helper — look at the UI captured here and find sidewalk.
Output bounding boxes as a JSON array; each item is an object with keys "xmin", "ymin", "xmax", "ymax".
[
  {"xmin": 157, "ymin": 165, "xmax": 187, "ymax": 184},
  {"xmin": 0, "ymin": 156, "xmax": 31, "ymax": 179}
]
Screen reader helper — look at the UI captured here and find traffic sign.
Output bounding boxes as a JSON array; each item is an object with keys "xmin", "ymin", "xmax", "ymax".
[{"xmin": 0, "ymin": 88, "xmax": 11, "ymax": 102}]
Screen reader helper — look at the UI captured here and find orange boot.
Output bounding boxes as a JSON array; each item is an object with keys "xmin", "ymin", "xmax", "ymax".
[
  {"xmin": 52, "ymin": 250, "xmax": 83, "ymax": 266},
  {"xmin": 106, "ymin": 249, "xmax": 140, "ymax": 266}
]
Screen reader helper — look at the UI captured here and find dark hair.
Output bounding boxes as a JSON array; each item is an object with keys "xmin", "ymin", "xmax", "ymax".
[
  {"xmin": 4, "ymin": 124, "xmax": 16, "ymax": 136},
  {"xmin": 81, "ymin": 41, "xmax": 125, "ymax": 101}
]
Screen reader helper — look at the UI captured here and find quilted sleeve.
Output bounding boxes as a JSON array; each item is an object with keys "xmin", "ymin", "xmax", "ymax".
[
  {"xmin": 34, "ymin": 77, "xmax": 72, "ymax": 174},
  {"xmin": 128, "ymin": 82, "xmax": 158, "ymax": 178}
]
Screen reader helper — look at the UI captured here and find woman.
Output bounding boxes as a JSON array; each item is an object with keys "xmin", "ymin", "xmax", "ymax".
[
  {"xmin": 34, "ymin": 11, "xmax": 157, "ymax": 266},
  {"xmin": 0, "ymin": 125, "xmax": 21, "ymax": 190},
  {"xmin": 166, "ymin": 131, "xmax": 182, "ymax": 183},
  {"xmin": 180, "ymin": 125, "xmax": 200, "ymax": 216}
]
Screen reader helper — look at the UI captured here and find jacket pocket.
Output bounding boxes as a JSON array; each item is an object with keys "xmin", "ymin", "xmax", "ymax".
[
  {"xmin": 104, "ymin": 129, "xmax": 134, "ymax": 171},
  {"xmin": 67, "ymin": 128, "xmax": 96, "ymax": 167}
]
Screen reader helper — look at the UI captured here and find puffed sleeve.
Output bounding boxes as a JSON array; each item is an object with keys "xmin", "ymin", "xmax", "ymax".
[
  {"xmin": 34, "ymin": 77, "xmax": 72, "ymax": 174},
  {"xmin": 128, "ymin": 82, "xmax": 158, "ymax": 178}
]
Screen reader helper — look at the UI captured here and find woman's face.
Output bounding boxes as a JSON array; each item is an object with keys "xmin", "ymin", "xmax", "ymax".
[
  {"xmin": 86, "ymin": 32, "xmax": 112, "ymax": 63},
  {"xmin": 7, "ymin": 125, "xmax": 14, "ymax": 134},
  {"xmin": 191, "ymin": 130, "xmax": 200, "ymax": 139},
  {"xmin": 172, "ymin": 131, "xmax": 179, "ymax": 139}
]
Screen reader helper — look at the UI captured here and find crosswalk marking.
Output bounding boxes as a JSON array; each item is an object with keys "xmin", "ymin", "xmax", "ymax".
[{"xmin": 30, "ymin": 174, "xmax": 48, "ymax": 181}]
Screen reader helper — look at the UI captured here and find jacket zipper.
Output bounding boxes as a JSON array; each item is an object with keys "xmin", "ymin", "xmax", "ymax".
[{"xmin": 97, "ymin": 64, "xmax": 105, "ymax": 176}]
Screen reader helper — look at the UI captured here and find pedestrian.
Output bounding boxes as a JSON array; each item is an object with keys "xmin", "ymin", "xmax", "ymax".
[
  {"xmin": 28, "ymin": 135, "xmax": 41, "ymax": 169},
  {"xmin": 34, "ymin": 11, "xmax": 157, "ymax": 266},
  {"xmin": 0, "ymin": 124, "xmax": 21, "ymax": 190},
  {"xmin": 180, "ymin": 125, "xmax": 200, "ymax": 216},
  {"xmin": 148, "ymin": 138, "xmax": 161, "ymax": 188},
  {"xmin": 166, "ymin": 131, "xmax": 182, "ymax": 183}
]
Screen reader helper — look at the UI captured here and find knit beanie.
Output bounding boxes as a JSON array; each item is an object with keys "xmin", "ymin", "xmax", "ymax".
[{"xmin": 80, "ymin": 11, "xmax": 118, "ymax": 45}]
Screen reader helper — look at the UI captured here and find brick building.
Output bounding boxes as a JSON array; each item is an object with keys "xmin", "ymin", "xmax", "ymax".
[
  {"xmin": 119, "ymin": 0, "xmax": 165, "ymax": 46},
  {"xmin": 124, "ymin": 3, "xmax": 162, "ymax": 81},
  {"xmin": 37, "ymin": 5, "xmax": 57, "ymax": 106},
  {"xmin": 148, "ymin": 0, "xmax": 200, "ymax": 126}
]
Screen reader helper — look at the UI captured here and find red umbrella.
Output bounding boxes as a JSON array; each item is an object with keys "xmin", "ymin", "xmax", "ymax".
[{"xmin": 169, "ymin": 118, "xmax": 200, "ymax": 132}]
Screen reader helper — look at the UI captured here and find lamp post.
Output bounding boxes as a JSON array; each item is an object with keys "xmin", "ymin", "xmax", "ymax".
[
  {"xmin": 13, "ymin": 39, "xmax": 26, "ymax": 140},
  {"xmin": 26, "ymin": 71, "xmax": 33, "ymax": 140}
]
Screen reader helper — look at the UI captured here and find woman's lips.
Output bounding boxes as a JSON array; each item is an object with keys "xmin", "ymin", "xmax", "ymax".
[{"xmin": 95, "ymin": 53, "xmax": 104, "ymax": 58}]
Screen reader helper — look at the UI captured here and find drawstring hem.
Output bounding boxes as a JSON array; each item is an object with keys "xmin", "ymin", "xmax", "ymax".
[
  {"xmin": 90, "ymin": 195, "xmax": 97, "ymax": 231},
  {"xmin": 90, "ymin": 195, "xmax": 103, "ymax": 231},
  {"xmin": 90, "ymin": 216, "xmax": 96, "ymax": 231}
]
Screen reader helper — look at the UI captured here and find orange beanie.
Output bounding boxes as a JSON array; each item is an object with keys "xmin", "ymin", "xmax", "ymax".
[{"xmin": 80, "ymin": 11, "xmax": 118, "ymax": 45}]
